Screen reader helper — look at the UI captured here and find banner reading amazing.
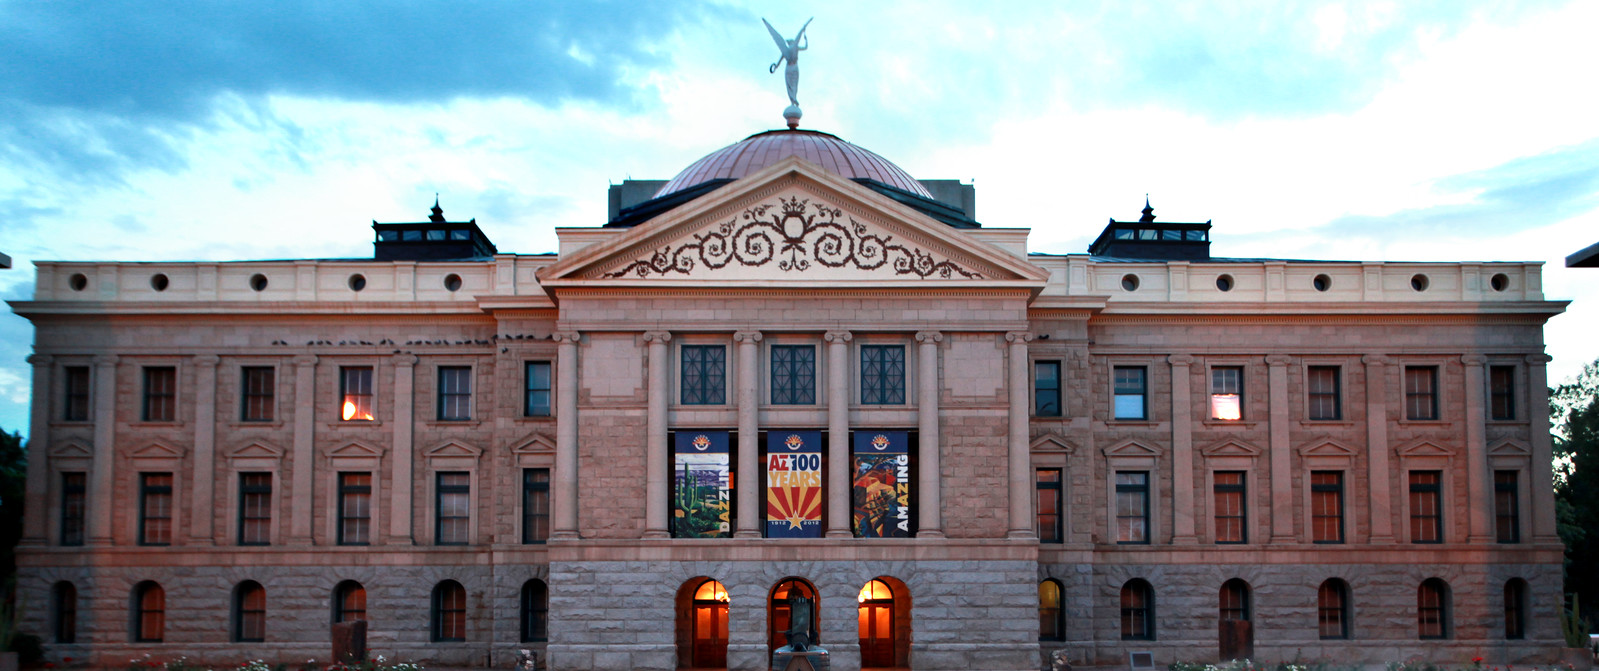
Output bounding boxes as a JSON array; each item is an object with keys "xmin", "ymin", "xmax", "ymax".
[
  {"xmin": 766, "ymin": 430, "xmax": 823, "ymax": 538},
  {"xmin": 673, "ymin": 431, "xmax": 730, "ymax": 538},
  {"xmin": 852, "ymin": 431, "xmax": 910, "ymax": 538}
]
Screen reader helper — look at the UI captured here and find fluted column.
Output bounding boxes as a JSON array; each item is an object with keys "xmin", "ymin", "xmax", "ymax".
[
  {"xmin": 189, "ymin": 354, "xmax": 219, "ymax": 545},
  {"xmin": 390, "ymin": 354, "xmax": 417, "ymax": 544},
  {"xmin": 288, "ymin": 355, "xmax": 317, "ymax": 544},
  {"xmin": 643, "ymin": 331, "xmax": 672, "ymax": 539},
  {"xmin": 1462, "ymin": 354, "xmax": 1494, "ymax": 543},
  {"xmin": 916, "ymin": 331, "xmax": 945, "ymax": 538},
  {"xmin": 1005, "ymin": 332, "xmax": 1034, "ymax": 538},
  {"xmin": 1266, "ymin": 354, "xmax": 1295, "ymax": 543},
  {"xmin": 20, "ymin": 355, "xmax": 52, "ymax": 545},
  {"xmin": 1168, "ymin": 355, "xmax": 1198, "ymax": 544},
  {"xmin": 1363, "ymin": 355, "xmax": 1394, "ymax": 543},
  {"xmin": 825, "ymin": 331, "xmax": 852, "ymax": 538},
  {"xmin": 552, "ymin": 332, "xmax": 582, "ymax": 540},
  {"xmin": 1527, "ymin": 354, "xmax": 1559, "ymax": 542},
  {"xmin": 735, "ymin": 331, "xmax": 763, "ymax": 538},
  {"xmin": 87, "ymin": 355, "xmax": 117, "ymax": 546}
]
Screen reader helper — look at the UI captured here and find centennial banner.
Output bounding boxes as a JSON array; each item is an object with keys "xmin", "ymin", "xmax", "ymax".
[
  {"xmin": 673, "ymin": 431, "xmax": 731, "ymax": 538},
  {"xmin": 765, "ymin": 430, "xmax": 823, "ymax": 538},
  {"xmin": 852, "ymin": 431, "xmax": 910, "ymax": 537}
]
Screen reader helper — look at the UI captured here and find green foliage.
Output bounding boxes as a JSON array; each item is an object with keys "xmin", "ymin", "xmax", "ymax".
[
  {"xmin": 1554, "ymin": 359, "xmax": 1599, "ymax": 619},
  {"xmin": 1563, "ymin": 593, "xmax": 1592, "ymax": 648}
]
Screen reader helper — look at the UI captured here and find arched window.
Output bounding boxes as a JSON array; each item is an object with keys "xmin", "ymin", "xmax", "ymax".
[
  {"xmin": 1120, "ymin": 579, "xmax": 1154, "ymax": 641},
  {"xmin": 132, "ymin": 581, "xmax": 165, "ymax": 642},
  {"xmin": 1418, "ymin": 578, "xmax": 1450, "ymax": 639},
  {"xmin": 52, "ymin": 581, "xmax": 77, "ymax": 644},
  {"xmin": 1504, "ymin": 578, "xmax": 1527, "ymax": 640},
  {"xmin": 520, "ymin": 579, "xmax": 548, "ymax": 643},
  {"xmin": 1039, "ymin": 579, "xmax": 1065, "ymax": 641},
  {"xmin": 1219, "ymin": 579, "xmax": 1251, "ymax": 622},
  {"xmin": 233, "ymin": 581, "xmax": 266, "ymax": 642},
  {"xmin": 333, "ymin": 580, "xmax": 367, "ymax": 623},
  {"xmin": 1317, "ymin": 579, "xmax": 1350, "ymax": 640},
  {"xmin": 432, "ymin": 580, "xmax": 467, "ymax": 642}
]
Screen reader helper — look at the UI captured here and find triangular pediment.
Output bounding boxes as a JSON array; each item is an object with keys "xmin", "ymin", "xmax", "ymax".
[
  {"xmin": 1102, "ymin": 440, "xmax": 1162, "ymax": 458},
  {"xmin": 130, "ymin": 442, "xmax": 186, "ymax": 459},
  {"xmin": 1199, "ymin": 439, "xmax": 1263, "ymax": 458},
  {"xmin": 539, "ymin": 156, "xmax": 1049, "ymax": 288},
  {"xmin": 424, "ymin": 440, "xmax": 483, "ymax": 459},
  {"xmin": 1297, "ymin": 438, "xmax": 1359, "ymax": 458},
  {"xmin": 328, "ymin": 440, "xmax": 385, "ymax": 458},
  {"xmin": 48, "ymin": 440, "xmax": 94, "ymax": 458},
  {"xmin": 1488, "ymin": 439, "xmax": 1532, "ymax": 457},
  {"xmin": 511, "ymin": 432, "xmax": 556, "ymax": 453},
  {"xmin": 229, "ymin": 441, "xmax": 285, "ymax": 460},
  {"xmin": 1395, "ymin": 440, "xmax": 1455, "ymax": 457},
  {"xmin": 1031, "ymin": 433, "xmax": 1078, "ymax": 454}
]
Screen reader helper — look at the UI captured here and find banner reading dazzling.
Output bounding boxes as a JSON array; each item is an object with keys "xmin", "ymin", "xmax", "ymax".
[
  {"xmin": 766, "ymin": 430, "xmax": 823, "ymax": 538},
  {"xmin": 673, "ymin": 431, "xmax": 731, "ymax": 538},
  {"xmin": 852, "ymin": 431, "xmax": 910, "ymax": 538}
]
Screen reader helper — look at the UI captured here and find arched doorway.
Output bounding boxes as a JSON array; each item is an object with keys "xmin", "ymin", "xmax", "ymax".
[
  {"xmin": 769, "ymin": 578, "xmax": 819, "ymax": 654},
  {"xmin": 677, "ymin": 578, "xmax": 729, "ymax": 669},
  {"xmin": 1218, "ymin": 578, "xmax": 1252, "ymax": 660},
  {"xmin": 858, "ymin": 578, "xmax": 899, "ymax": 668}
]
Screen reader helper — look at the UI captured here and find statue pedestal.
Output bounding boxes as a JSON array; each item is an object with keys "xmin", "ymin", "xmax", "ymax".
[{"xmin": 772, "ymin": 647, "xmax": 829, "ymax": 671}]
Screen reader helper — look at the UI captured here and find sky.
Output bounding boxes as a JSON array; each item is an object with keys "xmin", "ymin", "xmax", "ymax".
[{"xmin": 1, "ymin": 0, "xmax": 1596, "ymax": 438}]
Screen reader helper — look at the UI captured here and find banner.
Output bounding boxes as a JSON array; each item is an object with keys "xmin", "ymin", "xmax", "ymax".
[
  {"xmin": 766, "ymin": 430, "xmax": 823, "ymax": 538},
  {"xmin": 852, "ymin": 431, "xmax": 910, "ymax": 538},
  {"xmin": 673, "ymin": 431, "xmax": 731, "ymax": 538}
]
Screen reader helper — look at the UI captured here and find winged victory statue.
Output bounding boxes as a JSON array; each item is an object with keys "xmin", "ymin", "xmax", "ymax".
[{"xmin": 763, "ymin": 17, "xmax": 812, "ymax": 128}]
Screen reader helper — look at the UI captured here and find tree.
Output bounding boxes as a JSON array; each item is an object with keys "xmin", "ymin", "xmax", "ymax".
[
  {"xmin": 0, "ymin": 429, "xmax": 21, "ymax": 587},
  {"xmin": 1554, "ymin": 358, "xmax": 1599, "ymax": 616}
]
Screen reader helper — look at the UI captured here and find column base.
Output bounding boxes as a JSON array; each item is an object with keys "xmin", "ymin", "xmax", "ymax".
[
  {"xmin": 641, "ymin": 530, "xmax": 671, "ymax": 539},
  {"xmin": 1005, "ymin": 529, "xmax": 1035, "ymax": 539},
  {"xmin": 1467, "ymin": 534, "xmax": 1497, "ymax": 544},
  {"xmin": 917, "ymin": 529, "xmax": 946, "ymax": 539},
  {"xmin": 1368, "ymin": 534, "xmax": 1395, "ymax": 544},
  {"xmin": 825, "ymin": 530, "xmax": 852, "ymax": 538},
  {"xmin": 1171, "ymin": 535, "xmax": 1199, "ymax": 545},
  {"xmin": 734, "ymin": 530, "xmax": 761, "ymax": 539},
  {"xmin": 550, "ymin": 531, "xmax": 582, "ymax": 541}
]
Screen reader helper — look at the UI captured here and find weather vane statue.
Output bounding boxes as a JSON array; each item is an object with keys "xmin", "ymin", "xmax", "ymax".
[{"xmin": 763, "ymin": 17, "xmax": 812, "ymax": 129}]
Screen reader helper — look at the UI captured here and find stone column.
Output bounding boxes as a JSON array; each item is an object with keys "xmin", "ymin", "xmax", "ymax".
[
  {"xmin": 389, "ymin": 354, "xmax": 417, "ymax": 544},
  {"xmin": 552, "ymin": 332, "xmax": 582, "ymax": 540},
  {"xmin": 20, "ymin": 355, "xmax": 52, "ymax": 545},
  {"xmin": 824, "ymin": 330, "xmax": 852, "ymax": 538},
  {"xmin": 1526, "ymin": 354, "xmax": 1559, "ymax": 543},
  {"xmin": 288, "ymin": 355, "xmax": 317, "ymax": 544},
  {"xmin": 87, "ymin": 355, "xmax": 118, "ymax": 546},
  {"xmin": 1462, "ymin": 354, "xmax": 1494, "ymax": 543},
  {"xmin": 1168, "ymin": 355, "xmax": 1198, "ymax": 544},
  {"xmin": 1266, "ymin": 354, "xmax": 1295, "ymax": 543},
  {"xmin": 1363, "ymin": 355, "xmax": 1394, "ymax": 544},
  {"xmin": 643, "ymin": 331, "xmax": 672, "ymax": 539},
  {"xmin": 734, "ymin": 331, "xmax": 763, "ymax": 538},
  {"xmin": 189, "ymin": 354, "xmax": 219, "ymax": 545},
  {"xmin": 1005, "ymin": 332, "xmax": 1034, "ymax": 538},
  {"xmin": 916, "ymin": 331, "xmax": 945, "ymax": 538}
]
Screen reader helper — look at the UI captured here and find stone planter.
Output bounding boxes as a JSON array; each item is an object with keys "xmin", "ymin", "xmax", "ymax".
[{"xmin": 1562, "ymin": 647, "xmax": 1595, "ymax": 671}]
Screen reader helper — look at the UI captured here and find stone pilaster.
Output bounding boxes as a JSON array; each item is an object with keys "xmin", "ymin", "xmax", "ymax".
[
  {"xmin": 734, "ymin": 331, "xmax": 762, "ymax": 538},
  {"xmin": 643, "ymin": 331, "xmax": 672, "ymax": 539},
  {"xmin": 20, "ymin": 354, "xmax": 52, "ymax": 545},
  {"xmin": 87, "ymin": 354, "xmax": 118, "ymax": 546},
  {"xmin": 1168, "ymin": 354, "xmax": 1197, "ymax": 544},
  {"xmin": 824, "ymin": 330, "xmax": 852, "ymax": 538},
  {"xmin": 189, "ymin": 354, "xmax": 219, "ymax": 545},
  {"xmin": 390, "ymin": 353, "xmax": 417, "ymax": 544},
  {"xmin": 1462, "ymin": 354, "xmax": 1494, "ymax": 543},
  {"xmin": 916, "ymin": 331, "xmax": 944, "ymax": 538},
  {"xmin": 553, "ymin": 332, "xmax": 582, "ymax": 540},
  {"xmin": 1526, "ymin": 354, "xmax": 1559, "ymax": 543},
  {"xmin": 1363, "ymin": 354, "xmax": 1394, "ymax": 544},
  {"xmin": 288, "ymin": 354, "xmax": 317, "ymax": 544},
  {"xmin": 1266, "ymin": 354, "xmax": 1295, "ymax": 544},
  {"xmin": 1005, "ymin": 331, "xmax": 1034, "ymax": 538}
]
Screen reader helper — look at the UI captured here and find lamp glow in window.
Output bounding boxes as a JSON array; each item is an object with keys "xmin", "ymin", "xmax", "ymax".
[
  {"xmin": 694, "ymin": 580, "xmax": 729, "ymax": 603},
  {"xmin": 1210, "ymin": 394, "xmax": 1241, "ymax": 420},
  {"xmin": 1210, "ymin": 367, "xmax": 1243, "ymax": 420}
]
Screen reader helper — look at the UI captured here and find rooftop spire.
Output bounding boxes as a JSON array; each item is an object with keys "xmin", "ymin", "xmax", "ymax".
[
  {"xmin": 1140, "ymin": 195, "xmax": 1156, "ymax": 223},
  {"xmin": 429, "ymin": 194, "xmax": 446, "ymax": 223}
]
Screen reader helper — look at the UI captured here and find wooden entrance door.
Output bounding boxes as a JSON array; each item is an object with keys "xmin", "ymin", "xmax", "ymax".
[
  {"xmin": 858, "ymin": 579, "xmax": 895, "ymax": 668},
  {"xmin": 691, "ymin": 579, "xmax": 729, "ymax": 668}
]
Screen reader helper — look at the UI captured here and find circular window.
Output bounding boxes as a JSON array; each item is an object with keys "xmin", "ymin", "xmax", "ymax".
[
  {"xmin": 1120, "ymin": 274, "xmax": 1139, "ymax": 292},
  {"xmin": 443, "ymin": 274, "xmax": 462, "ymax": 292},
  {"xmin": 1490, "ymin": 273, "xmax": 1509, "ymax": 292},
  {"xmin": 249, "ymin": 274, "xmax": 268, "ymax": 292},
  {"xmin": 1410, "ymin": 274, "xmax": 1429, "ymax": 292},
  {"xmin": 1312, "ymin": 274, "xmax": 1332, "ymax": 292},
  {"xmin": 1216, "ymin": 274, "xmax": 1234, "ymax": 292},
  {"xmin": 69, "ymin": 273, "xmax": 88, "ymax": 291},
  {"xmin": 150, "ymin": 273, "xmax": 169, "ymax": 291},
  {"xmin": 348, "ymin": 274, "xmax": 366, "ymax": 292}
]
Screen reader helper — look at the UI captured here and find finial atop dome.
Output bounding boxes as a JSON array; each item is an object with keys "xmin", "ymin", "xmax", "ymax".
[
  {"xmin": 1140, "ymin": 195, "xmax": 1156, "ymax": 223},
  {"xmin": 429, "ymin": 194, "xmax": 446, "ymax": 223},
  {"xmin": 763, "ymin": 17, "xmax": 812, "ymax": 129}
]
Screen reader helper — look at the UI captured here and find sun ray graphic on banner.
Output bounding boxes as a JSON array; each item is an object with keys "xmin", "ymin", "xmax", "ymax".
[{"xmin": 767, "ymin": 482, "xmax": 821, "ymax": 531}]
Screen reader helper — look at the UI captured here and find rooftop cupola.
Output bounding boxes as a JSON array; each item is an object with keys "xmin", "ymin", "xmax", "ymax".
[
  {"xmin": 1087, "ymin": 197, "xmax": 1212, "ymax": 261},
  {"xmin": 372, "ymin": 197, "xmax": 498, "ymax": 261}
]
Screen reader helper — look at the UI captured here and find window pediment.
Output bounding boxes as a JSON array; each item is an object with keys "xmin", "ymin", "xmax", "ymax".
[
  {"xmin": 424, "ymin": 440, "xmax": 483, "ymax": 459},
  {"xmin": 1487, "ymin": 438, "xmax": 1531, "ymax": 457},
  {"xmin": 130, "ymin": 442, "xmax": 186, "ymax": 460},
  {"xmin": 48, "ymin": 440, "xmax": 93, "ymax": 459},
  {"xmin": 1102, "ymin": 440, "xmax": 1162, "ymax": 458},
  {"xmin": 1395, "ymin": 440, "xmax": 1455, "ymax": 458},
  {"xmin": 1198, "ymin": 439, "xmax": 1263, "ymax": 458},
  {"xmin": 511, "ymin": 432, "xmax": 555, "ymax": 454},
  {"xmin": 1296, "ymin": 438, "xmax": 1358, "ymax": 458},
  {"xmin": 327, "ymin": 440, "xmax": 386, "ymax": 459},
  {"xmin": 1031, "ymin": 433, "xmax": 1078, "ymax": 454},
  {"xmin": 228, "ymin": 441, "xmax": 285, "ymax": 460}
]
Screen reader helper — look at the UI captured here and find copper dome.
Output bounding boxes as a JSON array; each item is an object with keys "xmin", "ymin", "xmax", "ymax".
[{"xmin": 654, "ymin": 129, "xmax": 930, "ymax": 199}]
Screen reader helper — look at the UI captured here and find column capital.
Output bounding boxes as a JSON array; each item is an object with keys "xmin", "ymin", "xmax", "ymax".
[
  {"xmin": 915, "ymin": 331, "xmax": 943, "ymax": 344},
  {"xmin": 26, "ymin": 354, "xmax": 53, "ymax": 366},
  {"xmin": 1460, "ymin": 353, "xmax": 1488, "ymax": 367},
  {"xmin": 642, "ymin": 331, "xmax": 672, "ymax": 344},
  {"xmin": 194, "ymin": 354, "xmax": 221, "ymax": 367},
  {"xmin": 92, "ymin": 354, "xmax": 119, "ymax": 368},
  {"xmin": 292, "ymin": 354, "xmax": 318, "ymax": 367},
  {"xmin": 1167, "ymin": 354, "xmax": 1195, "ymax": 366},
  {"xmin": 393, "ymin": 353, "xmax": 418, "ymax": 367},
  {"xmin": 553, "ymin": 331, "xmax": 583, "ymax": 345},
  {"xmin": 1265, "ymin": 354, "xmax": 1294, "ymax": 367},
  {"xmin": 1362, "ymin": 354, "xmax": 1391, "ymax": 366},
  {"xmin": 1005, "ymin": 331, "xmax": 1032, "ymax": 344},
  {"xmin": 1525, "ymin": 353, "xmax": 1554, "ymax": 365},
  {"xmin": 733, "ymin": 331, "xmax": 763, "ymax": 344},
  {"xmin": 824, "ymin": 330, "xmax": 852, "ymax": 344}
]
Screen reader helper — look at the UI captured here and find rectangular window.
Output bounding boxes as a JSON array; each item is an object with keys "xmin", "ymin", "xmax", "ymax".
[
  {"xmin": 240, "ymin": 367, "xmax": 275, "ymax": 422},
  {"xmin": 437, "ymin": 366, "xmax": 472, "ymax": 420},
  {"xmin": 524, "ymin": 362, "xmax": 552, "ymax": 417},
  {"xmin": 1113, "ymin": 367, "xmax": 1147, "ymax": 420},
  {"xmin": 1115, "ymin": 471, "xmax": 1149, "ymax": 544},
  {"xmin": 770, "ymin": 345, "xmax": 816, "ymax": 405},
  {"xmin": 1307, "ymin": 366, "xmax": 1341, "ymax": 420},
  {"xmin": 1037, "ymin": 468, "xmax": 1063, "ymax": 543},
  {"xmin": 1311, "ymin": 471, "xmax": 1345, "ymax": 544},
  {"xmin": 339, "ymin": 366, "xmax": 374, "ymax": 421},
  {"xmin": 1490, "ymin": 365, "xmax": 1516, "ymax": 421},
  {"xmin": 142, "ymin": 366, "xmax": 176, "ymax": 422},
  {"xmin": 436, "ymin": 472, "xmax": 470, "ymax": 545},
  {"xmin": 522, "ymin": 468, "xmax": 550, "ymax": 544},
  {"xmin": 1405, "ymin": 366, "xmax": 1439, "ymax": 420},
  {"xmin": 338, "ymin": 472, "xmax": 371, "ymax": 545},
  {"xmin": 1213, "ymin": 471, "xmax": 1246, "ymax": 543},
  {"xmin": 860, "ymin": 344, "xmax": 906, "ymax": 405},
  {"xmin": 63, "ymin": 366, "xmax": 90, "ymax": 421},
  {"xmin": 1495, "ymin": 470, "xmax": 1520, "ymax": 543},
  {"xmin": 1409, "ymin": 470, "xmax": 1443, "ymax": 543},
  {"xmin": 60, "ymin": 472, "xmax": 86, "ymax": 546},
  {"xmin": 139, "ymin": 473, "xmax": 173, "ymax": 546},
  {"xmin": 1034, "ymin": 361, "xmax": 1062, "ymax": 417},
  {"xmin": 1210, "ymin": 366, "xmax": 1243, "ymax": 421},
  {"xmin": 681, "ymin": 345, "xmax": 727, "ymax": 405},
  {"xmin": 238, "ymin": 473, "xmax": 271, "ymax": 546}
]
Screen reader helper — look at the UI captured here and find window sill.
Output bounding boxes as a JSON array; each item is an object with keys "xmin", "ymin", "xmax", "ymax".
[
  {"xmin": 129, "ymin": 421, "xmax": 185, "ymax": 428},
  {"xmin": 229, "ymin": 421, "xmax": 286, "ymax": 430},
  {"xmin": 424, "ymin": 420, "xmax": 482, "ymax": 428},
  {"xmin": 1106, "ymin": 419, "xmax": 1155, "ymax": 426},
  {"xmin": 516, "ymin": 415, "xmax": 556, "ymax": 422},
  {"xmin": 327, "ymin": 420, "xmax": 383, "ymax": 429},
  {"xmin": 1398, "ymin": 419, "xmax": 1449, "ymax": 426},
  {"xmin": 1300, "ymin": 419, "xmax": 1356, "ymax": 427},
  {"xmin": 1201, "ymin": 420, "xmax": 1259, "ymax": 428},
  {"xmin": 48, "ymin": 420, "xmax": 94, "ymax": 428},
  {"xmin": 1487, "ymin": 419, "xmax": 1530, "ymax": 426}
]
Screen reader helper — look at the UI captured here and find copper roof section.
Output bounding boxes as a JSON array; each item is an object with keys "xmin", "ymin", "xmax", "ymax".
[{"xmin": 654, "ymin": 129, "xmax": 931, "ymax": 199}]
